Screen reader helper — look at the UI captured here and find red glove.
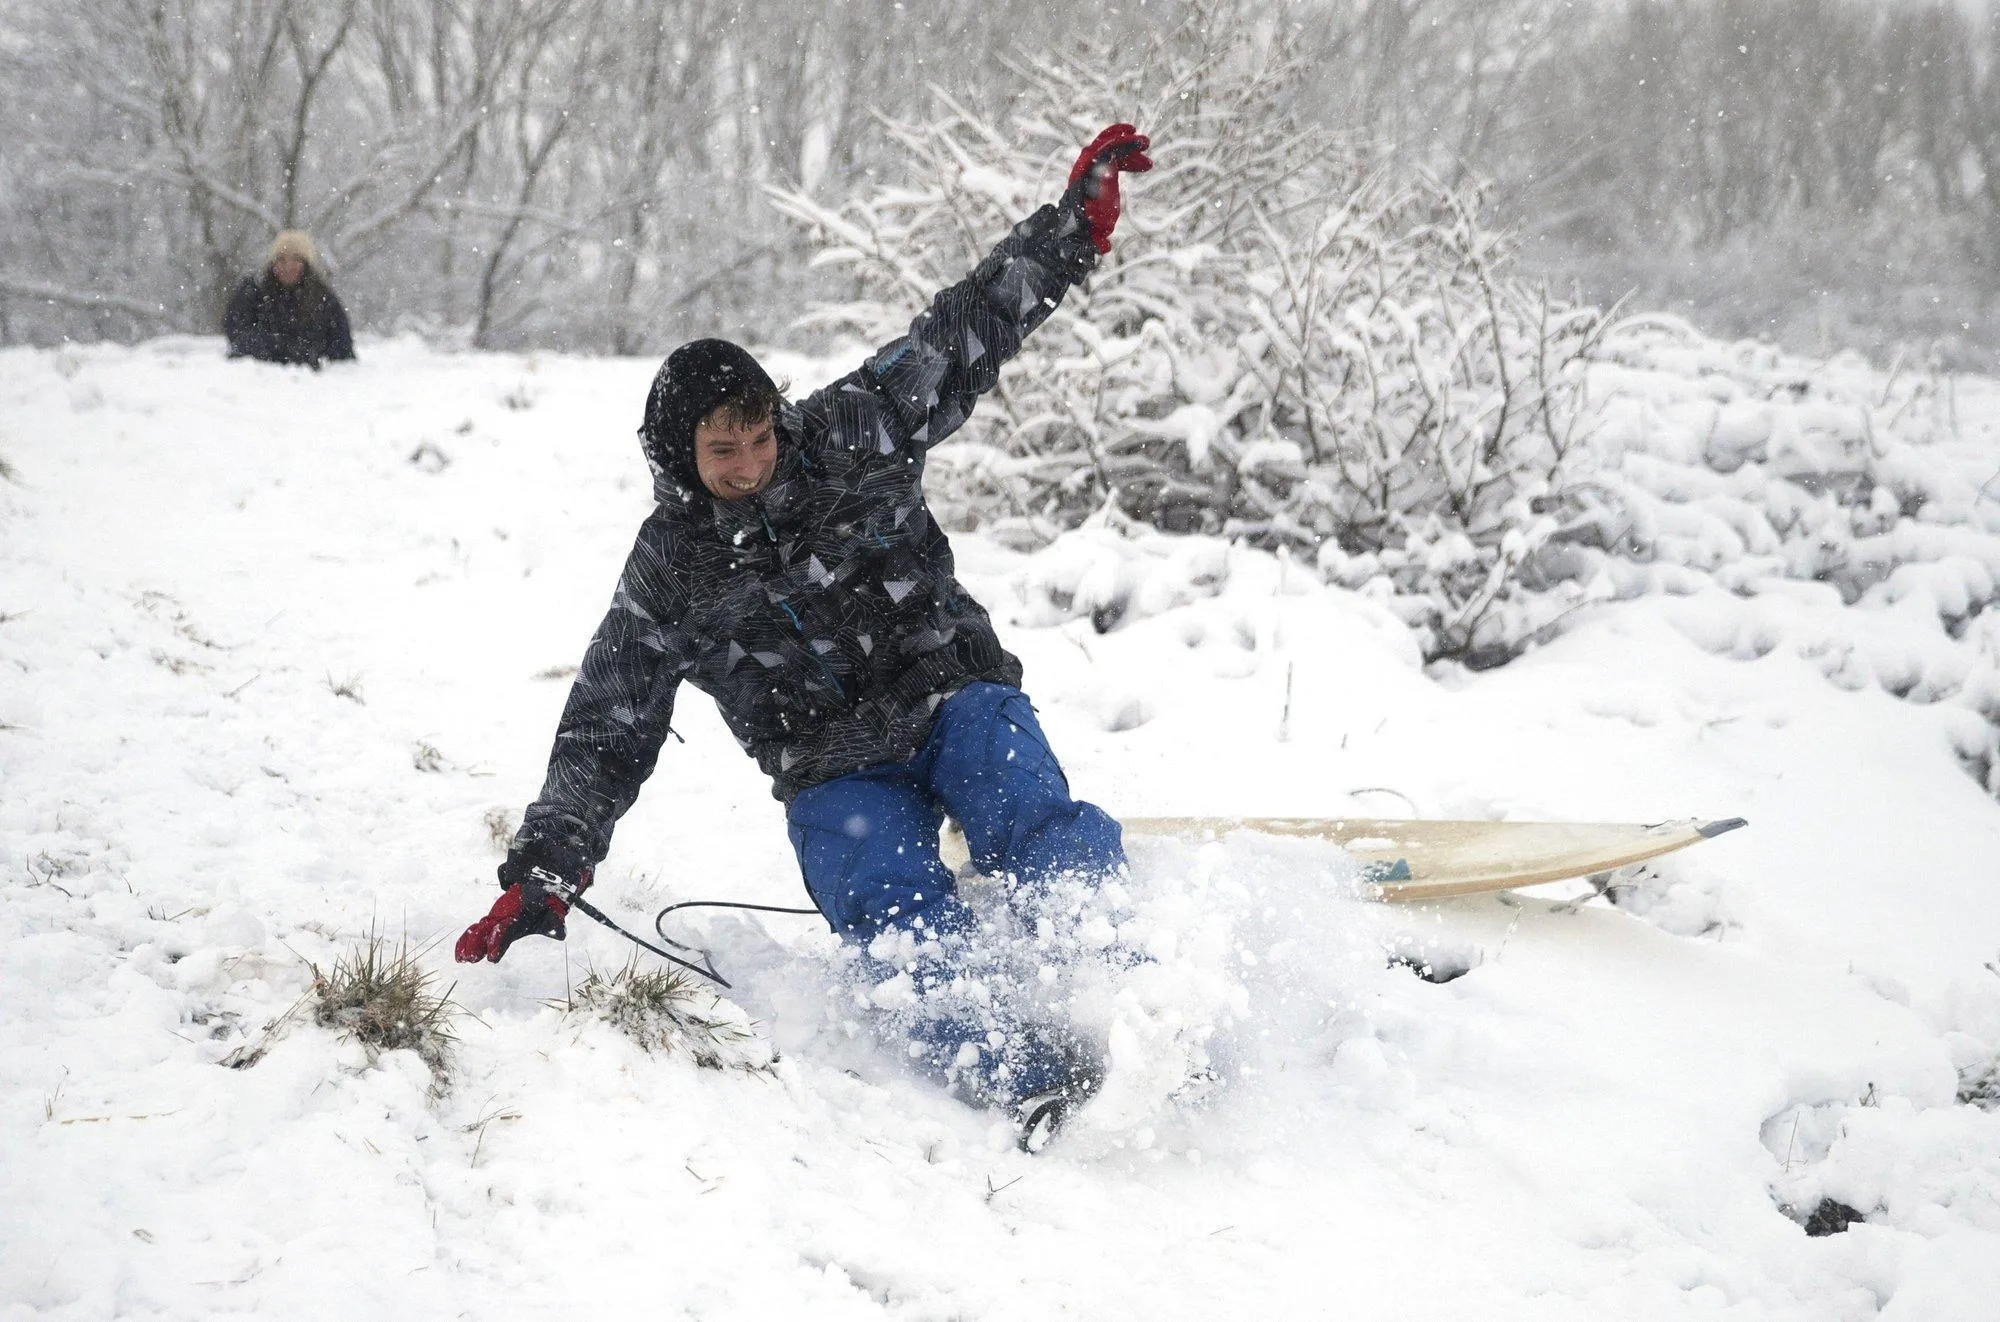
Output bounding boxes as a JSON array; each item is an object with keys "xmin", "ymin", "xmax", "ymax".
[
  {"xmin": 454, "ymin": 864, "xmax": 592, "ymax": 964},
  {"xmin": 1062, "ymin": 123, "xmax": 1153, "ymax": 254}
]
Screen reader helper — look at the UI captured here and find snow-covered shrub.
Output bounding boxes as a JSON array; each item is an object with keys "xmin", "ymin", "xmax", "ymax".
[
  {"xmin": 772, "ymin": 3, "xmax": 1605, "ymax": 665},
  {"xmin": 310, "ymin": 931, "xmax": 458, "ymax": 1089},
  {"xmin": 1562, "ymin": 319, "xmax": 2000, "ymax": 797}
]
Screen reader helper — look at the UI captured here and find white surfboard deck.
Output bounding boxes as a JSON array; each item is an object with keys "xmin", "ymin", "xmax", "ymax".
[{"xmin": 939, "ymin": 816, "xmax": 1746, "ymax": 902}]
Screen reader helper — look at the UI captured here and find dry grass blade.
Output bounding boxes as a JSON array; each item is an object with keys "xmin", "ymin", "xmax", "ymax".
[{"xmin": 483, "ymin": 806, "xmax": 517, "ymax": 852}]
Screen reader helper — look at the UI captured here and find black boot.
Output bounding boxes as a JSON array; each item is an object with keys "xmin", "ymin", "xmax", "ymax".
[{"xmin": 1014, "ymin": 1044, "xmax": 1104, "ymax": 1153}]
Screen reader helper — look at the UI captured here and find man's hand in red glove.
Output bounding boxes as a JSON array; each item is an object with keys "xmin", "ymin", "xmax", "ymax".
[
  {"xmin": 1062, "ymin": 123, "xmax": 1153, "ymax": 255},
  {"xmin": 454, "ymin": 858, "xmax": 592, "ymax": 964}
]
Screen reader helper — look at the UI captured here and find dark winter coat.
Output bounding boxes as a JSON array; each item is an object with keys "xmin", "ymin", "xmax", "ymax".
[
  {"xmin": 516, "ymin": 202, "xmax": 1098, "ymax": 874},
  {"xmin": 223, "ymin": 270, "xmax": 355, "ymax": 367}
]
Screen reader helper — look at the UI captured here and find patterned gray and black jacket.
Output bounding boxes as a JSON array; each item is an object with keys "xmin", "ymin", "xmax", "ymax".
[{"xmin": 518, "ymin": 202, "xmax": 1098, "ymax": 870}]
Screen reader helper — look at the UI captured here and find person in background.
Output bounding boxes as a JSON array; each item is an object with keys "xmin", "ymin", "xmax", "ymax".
[{"xmin": 223, "ymin": 230, "xmax": 355, "ymax": 369}]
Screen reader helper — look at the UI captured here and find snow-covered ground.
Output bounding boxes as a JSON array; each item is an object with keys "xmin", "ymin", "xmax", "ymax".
[{"xmin": 4, "ymin": 333, "xmax": 1999, "ymax": 1320}]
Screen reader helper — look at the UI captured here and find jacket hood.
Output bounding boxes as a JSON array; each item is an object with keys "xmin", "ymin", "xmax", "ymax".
[
  {"xmin": 638, "ymin": 339, "xmax": 782, "ymax": 499},
  {"xmin": 268, "ymin": 229, "xmax": 320, "ymax": 270}
]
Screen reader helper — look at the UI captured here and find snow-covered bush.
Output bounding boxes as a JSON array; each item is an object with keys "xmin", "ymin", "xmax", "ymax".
[
  {"xmin": 773, "ymin": 0, "xmax": 2000, "ymax": 783},
  {"xmin": 1560, "ymin": 320, "xmax": 2000, "ymax": 796},
  {"xmin": 772, "ymin": 3, "xmax": 1605, "ymax": 665}
]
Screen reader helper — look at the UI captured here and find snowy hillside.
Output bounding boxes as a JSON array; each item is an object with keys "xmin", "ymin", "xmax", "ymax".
[{"xmin": 4, "ymin": 333, "xmax": 2000, "ymax": 1319}]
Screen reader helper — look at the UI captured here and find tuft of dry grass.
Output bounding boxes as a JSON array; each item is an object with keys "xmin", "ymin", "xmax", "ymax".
[
  {"xmin": 566, "ymin": 959, "xmax": 765, "ymax": 1070},
  {"xmin": 311, "ymin": 931, "xmax": 458, "ymax": 1087},
  {"xmin": 324, "ymin": 671, "xmax": 366, "ymax": 704},
  {"xmin": 483, "ymin": 806, "xmax": 517, "ymax": 852}
]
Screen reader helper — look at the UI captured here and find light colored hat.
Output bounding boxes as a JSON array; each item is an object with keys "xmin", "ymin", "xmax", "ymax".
[{"xmin": 269, "ymin": 230, "xmax": 318, "ymax": 268}]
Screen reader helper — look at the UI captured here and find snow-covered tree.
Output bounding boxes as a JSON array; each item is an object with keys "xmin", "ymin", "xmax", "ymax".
[{"xmin": 772, "ymin": 3, "xmax": 1607, "ymax": 665}]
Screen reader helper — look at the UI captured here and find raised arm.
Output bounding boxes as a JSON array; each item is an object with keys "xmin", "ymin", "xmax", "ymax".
[
  {"xmin": 818, "ymin": 124, "xmax": 1152, "ymax": 455},
  {"xmin": 457, "ymin": 517, "xmax": 688, "ymax": 963}
]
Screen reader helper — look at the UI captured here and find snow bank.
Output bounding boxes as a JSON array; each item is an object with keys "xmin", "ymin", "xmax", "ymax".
[{"xmin": 3, "ymin": 335, "xmax": 1999, "ymax": 1319}]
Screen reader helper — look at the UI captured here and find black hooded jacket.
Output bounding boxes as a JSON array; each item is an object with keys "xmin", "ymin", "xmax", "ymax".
[
  {"xmin": 224, "ymin": 270, "xmax": 355, "ymax": 367},
  {"xmin": 515, "ymin": 202, "xmax": 1098, "ymax": 874}
]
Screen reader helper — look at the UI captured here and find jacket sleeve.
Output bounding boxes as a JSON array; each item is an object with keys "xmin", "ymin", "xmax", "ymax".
[
  {"xmin": 515, "ymin": 515, "xmax": 687, "ymax": 869},
  {"xmin": 810, "ymin": 202, "xmax": 1097, "ymax": 455},
  {"xmin": 323, "ymin": 291, "xmax": 355, "ymax": 361}
]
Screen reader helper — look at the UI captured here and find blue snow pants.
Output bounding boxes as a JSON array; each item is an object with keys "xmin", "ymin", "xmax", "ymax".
[{"xmin": 786, "ymin": 682, "xmax": 1125, "ymax": 1103}]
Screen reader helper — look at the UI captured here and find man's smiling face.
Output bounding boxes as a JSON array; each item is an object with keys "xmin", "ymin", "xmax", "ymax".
[{"xmin": 692, "ymin": 409, "xmax": 777, "ymax": 500}]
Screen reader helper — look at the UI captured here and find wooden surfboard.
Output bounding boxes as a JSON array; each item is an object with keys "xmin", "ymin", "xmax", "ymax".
[{"xmin": 940, "ymin": 816, "xmax": 1746, "ymax": 902}]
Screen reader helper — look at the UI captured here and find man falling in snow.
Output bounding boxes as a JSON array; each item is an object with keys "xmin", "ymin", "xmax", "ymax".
[{"xmin": 457, "ymin": 125, "xmax": 1154, "ymax": 1148}]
